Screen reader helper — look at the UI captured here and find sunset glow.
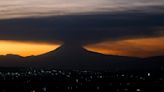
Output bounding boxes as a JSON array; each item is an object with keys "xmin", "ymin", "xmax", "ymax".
[
  {"xmin": 0, "ymin": 36, "xmax": 164, "ymax": 57},
  {"xmin": 0, "ymin": 36, "xmax": 164, "ymax": 58},
  {"xmin": 85, "ymin": 36, "xmax": 164, "ymax": 57},
  {"xmin": 0, "ymin": 40, "xmax": 60, "ymax": 57}
]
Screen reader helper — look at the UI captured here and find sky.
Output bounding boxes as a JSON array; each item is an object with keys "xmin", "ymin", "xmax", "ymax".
[
  {"xmin": 0, "ymin": 0, "xmax": 164, "ymax": 57},
  {"xmin": 0, "ymin": 0, "xmax": 164, "ymax": 19},
  {"xmin": 0, "ymin": 40, "xmax": 59, "ymax": 56}
]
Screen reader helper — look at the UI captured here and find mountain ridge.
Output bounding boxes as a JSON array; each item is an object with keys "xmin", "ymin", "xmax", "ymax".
[{"xmin": 0, "ymin": 45, "xmax": 163, "ymax": 71}]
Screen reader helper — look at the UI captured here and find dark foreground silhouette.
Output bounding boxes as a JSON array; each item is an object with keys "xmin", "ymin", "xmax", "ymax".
[
  {"xmin": 0, "ymin": 44, "xmax": 164, "ymax": 71},
  {"xmin": 0, "ymin": 45, "xmax": 164, "ymax": 91}
]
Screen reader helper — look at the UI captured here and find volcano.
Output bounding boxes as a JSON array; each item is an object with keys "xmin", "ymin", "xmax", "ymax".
[
  {"xmin": 25, "ymin": 44, "xmax": 139, "ymax": 70},
  {"xmin": 0, "ymin": 44, "xmax": 164, "ymax": 71}
]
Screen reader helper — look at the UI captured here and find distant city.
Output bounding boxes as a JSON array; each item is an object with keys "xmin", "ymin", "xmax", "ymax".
[
  {"xmin": 0, "ymin": 0, "xmax": 164, "ymax": 92},
  {"xmin": 0, "ymin": 67, "xmax": 163, "ymax": 92}
]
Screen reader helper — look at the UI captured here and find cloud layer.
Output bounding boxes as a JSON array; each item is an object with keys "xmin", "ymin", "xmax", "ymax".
[
  {"xmin": 0, "ymin": 5, "xmax": 164, "ymax": 45},
  {"xmin": 0, "ymin": 0, "xmax": 164, "ymax": 19}
]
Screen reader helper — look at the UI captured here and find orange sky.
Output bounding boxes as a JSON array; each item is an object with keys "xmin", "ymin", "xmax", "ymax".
[
  {"xmin": 0, "ymin": 40, "xmax": 60, "ymax": 57},
  {"xmin": 0, "ymin": 36, "xmax": 164, "ymax": 57},
  {"xmin": 85, "ymin": 36, "xmax": 164, "ymax": 57}
]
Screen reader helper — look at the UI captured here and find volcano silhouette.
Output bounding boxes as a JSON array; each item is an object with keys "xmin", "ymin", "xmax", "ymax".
[
  {"xmin": 25, "ymin": 44, "xmax": 139, "ymax": 70},
  {"xmin": 1, "ymin": 44, "xmax": 164, "ymax": 71}
]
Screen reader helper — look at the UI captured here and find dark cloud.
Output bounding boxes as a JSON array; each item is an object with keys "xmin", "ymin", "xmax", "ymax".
[{"xmin": 0, "ymin": 9, "xmax": 164, "ymax": 45}]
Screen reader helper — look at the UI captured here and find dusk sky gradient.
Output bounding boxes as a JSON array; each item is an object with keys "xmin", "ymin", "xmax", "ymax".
[{"xmin": 0, "ymin": 0, "xmax": 164, "ymax": 57}]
